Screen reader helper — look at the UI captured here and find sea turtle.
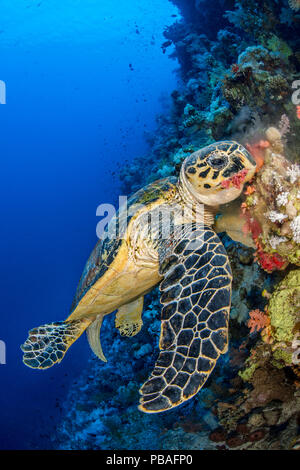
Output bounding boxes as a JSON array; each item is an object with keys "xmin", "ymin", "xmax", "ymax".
[{"xmin": 21, "ymin": 141, "xmax": 256, "ymax": 413}]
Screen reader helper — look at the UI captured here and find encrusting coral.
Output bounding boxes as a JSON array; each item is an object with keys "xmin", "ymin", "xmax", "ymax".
[
  {"xmin": 241, "ymin": 123, "xmax": 300, "ymax": 272},
  {"xmin": 238, "ymin": 268, "xmax": 300, "ymax": 418}
]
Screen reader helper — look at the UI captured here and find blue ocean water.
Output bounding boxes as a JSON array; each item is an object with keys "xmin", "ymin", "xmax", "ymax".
[{"xmin": 0, "ymin": 0, "xmax": 178, "ymax": 449}]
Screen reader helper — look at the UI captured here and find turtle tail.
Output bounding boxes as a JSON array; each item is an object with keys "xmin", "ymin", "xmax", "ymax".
[{"xmin": 21, "ymin": 318, "xmax": 91, "ymax": 369}]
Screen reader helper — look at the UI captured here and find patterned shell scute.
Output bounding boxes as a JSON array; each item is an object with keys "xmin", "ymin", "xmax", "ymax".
[{"xmin": 70, "ymin": 177, "xmax": 177, "ymax": 312}]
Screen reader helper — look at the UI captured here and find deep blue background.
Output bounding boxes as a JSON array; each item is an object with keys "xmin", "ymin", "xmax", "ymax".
[{"xmin": 0, "ymin": 0, "xmax": 178, "ymax": 449}]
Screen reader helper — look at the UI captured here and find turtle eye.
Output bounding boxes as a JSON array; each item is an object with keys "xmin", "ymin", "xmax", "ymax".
[{"xmin": 207, "ymin": 152, "xmax": 228, "ymax": 169}]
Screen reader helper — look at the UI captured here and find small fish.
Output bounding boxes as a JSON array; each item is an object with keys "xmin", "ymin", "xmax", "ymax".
[{"xmin": 162, "ymin": 40, "xmax": 172, "ymax": 49}]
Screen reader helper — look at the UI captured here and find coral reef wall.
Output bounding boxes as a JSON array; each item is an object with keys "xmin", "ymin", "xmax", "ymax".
[
  {"xmin": 120, "ymin": 0, "xmax": 300, "ymax": 194},
  {"xmin": 56, "ymin": 0, "xmax": 300, "ymax": 450}
]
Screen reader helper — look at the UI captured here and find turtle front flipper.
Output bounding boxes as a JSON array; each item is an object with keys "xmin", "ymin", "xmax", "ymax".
[
  {"xmin": 139, "ymin": 224, "xmax": 232, "ymax": 413},
  {"xmin": 21, "ymin": 318, "xmax": 91, "ymax": 369}
]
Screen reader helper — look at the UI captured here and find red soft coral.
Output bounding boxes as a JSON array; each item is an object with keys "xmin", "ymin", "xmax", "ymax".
[
  {"xmin": 247, "ymin": 236, "xmax": 288, "ymax": 273},
  {"xmin": 248, "ymin": 309, "xmax": 270, "ymax": 334},
  {"xmin": 255, "ymin": 248, "xmax": 287, "ymax": 273},
  {"xmin": 245, "ymin": 141, "xmax": 269, "ymax": 171},
  {"xmin": 242, "ymin": 213, "xmax": 262, "ymax": 240},
  {"xmin": 221, "ymin": 169, "xmax": 249, "ymax": 189}
]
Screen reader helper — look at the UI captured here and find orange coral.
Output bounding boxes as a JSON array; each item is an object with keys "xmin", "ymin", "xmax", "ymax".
[
  {"xmin": 244, "ymin": 185, "xmax": 256, "ymax": 196},
  {"xmin": 248, "ymin": 309, "xmax": 270, "ymax": 334}
]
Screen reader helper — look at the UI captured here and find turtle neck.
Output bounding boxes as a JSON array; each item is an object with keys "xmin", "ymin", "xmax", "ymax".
[{"xmin": 177, "ymin": 166, "xmax": 217, "ymax": 226}]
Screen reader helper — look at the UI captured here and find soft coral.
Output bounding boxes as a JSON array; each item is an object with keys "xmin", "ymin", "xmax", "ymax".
[
  {"xmin": 248, "ymin": 309, "xmax": 270, "ymax": 334},
  {"xmin": 242, "ymin": 210, "xmax": 287, "ymax": 272},
  {"xmin": 255, "ymin": 248, "xmax": 287, "ymax": 273},
  {"xmin": 246, "ymin": 140, "xmax": 269, "ymax": 171},
  {"xmin": 221, "ymin": 169, "xmax": 249, "ymax": 189}
]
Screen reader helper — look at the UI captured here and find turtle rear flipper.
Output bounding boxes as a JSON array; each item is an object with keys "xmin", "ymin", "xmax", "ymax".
[
  {"xmin": 21, "ymin": 319, "xmax": 91, "ymax": 369},
  {"xmin": 115, "ymin": 296, "xmax": 144, "ymax": 337},
  {"xmin": 139, "ymin": 224, "xmax": 232, "ymax": 413},
  {"xmin": 86, "ymin": 315, "xmax": 107, "ymax": 362}
]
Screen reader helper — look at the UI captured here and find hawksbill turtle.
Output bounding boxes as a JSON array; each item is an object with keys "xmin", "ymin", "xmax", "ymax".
[{"xmin": 21, "ymin": 141, "xmax": 256, "ymax": 413}]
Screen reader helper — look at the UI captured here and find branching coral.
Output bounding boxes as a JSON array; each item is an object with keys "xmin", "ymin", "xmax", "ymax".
[
  {"xmin": 287, "ymin": 164, "xmax": 300, "ymax": 184},
  {"xmin": 290, "ymin": 216, "xmax": 300, "ymax": 244}
]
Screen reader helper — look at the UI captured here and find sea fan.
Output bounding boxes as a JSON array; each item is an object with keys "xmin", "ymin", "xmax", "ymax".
[{"xmin": 288, "ymin": 0, "xmax": 300, "ymax": 11}]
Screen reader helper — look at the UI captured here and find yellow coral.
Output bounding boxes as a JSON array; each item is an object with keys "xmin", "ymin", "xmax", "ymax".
[
  {"xmin": 265, "ymin": 126, "xmax": 283, "ymax": 153},
  {"xmin": 268, "ymin": 270, "xmax": 300, "ymax": 343}
]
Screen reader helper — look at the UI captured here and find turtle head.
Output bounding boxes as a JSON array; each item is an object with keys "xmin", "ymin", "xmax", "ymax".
[{"xmin": 181, "ymin": 141, "xmax": 256, "ymax": 206}]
